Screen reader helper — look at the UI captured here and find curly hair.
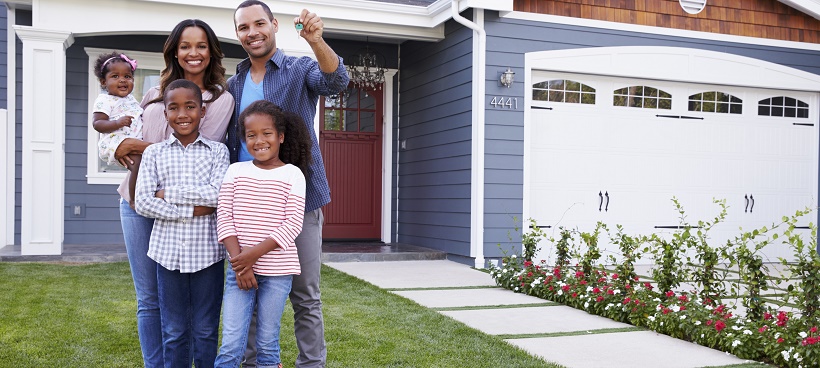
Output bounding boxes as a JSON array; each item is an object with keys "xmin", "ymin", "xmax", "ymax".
[
  {"xmin": 93, "ymin": 51, "xmax": 131, "ymax": 82},
  {"xmin": 238, "ymin": 101, "xmax": 313, "ymax": 174},
  {"xmin": 150, "ymin": 19, "xmax": 227, "ymax": 105}
]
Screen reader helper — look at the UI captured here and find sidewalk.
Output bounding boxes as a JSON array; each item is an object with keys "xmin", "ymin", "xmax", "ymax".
[{"xmin": 324, "ymin": 260, "xmax": 757, "ymax": 368}]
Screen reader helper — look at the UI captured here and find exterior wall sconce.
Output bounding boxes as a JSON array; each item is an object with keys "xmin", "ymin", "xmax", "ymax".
[{"xmin": 500, "ymin": 67, "xmax": 515, "ymax": 88}]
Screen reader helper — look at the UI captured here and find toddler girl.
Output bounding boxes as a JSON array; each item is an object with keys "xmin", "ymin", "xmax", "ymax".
[
  {"xmin": 214, "ymin": 100, "xmax": 312, "ymax": 368},
  {"xmin": 92, "ymin": 52, "xmax": 143, "ymax": 206}
]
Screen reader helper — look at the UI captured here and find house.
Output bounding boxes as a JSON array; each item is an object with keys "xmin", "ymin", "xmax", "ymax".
[{"xmin": 0, "ymin": 0, "xmax": 819, "ymax": 267}]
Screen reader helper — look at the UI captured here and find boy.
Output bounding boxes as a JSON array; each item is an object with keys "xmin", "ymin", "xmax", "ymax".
[{"xmin": 135, "ymin": 79, "xmax": 229, "ymax": 368}]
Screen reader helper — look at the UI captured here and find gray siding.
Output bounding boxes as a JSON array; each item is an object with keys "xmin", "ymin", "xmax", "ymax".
[
  {"xmin": 481, "ymin": 11, "xmax": 820, "ymax": 258},
  {"xmin": 0, "ymin": 3, "xmax": 7, "ymax": 109},
  {"xmin": 397, "ymin": 15, "xmax": 473, "ymax": 256},
  {"xmin": 13, "ymin": 8, "xmax": 30, "ymax": 245}
]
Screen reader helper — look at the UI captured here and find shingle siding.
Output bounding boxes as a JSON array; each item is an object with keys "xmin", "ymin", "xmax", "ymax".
[
  {"xmin": 481, "ymin": 10, "xmax": 820, "ymax": 258},
  {"xmin": 396, "ymin": 15, "xmax": 473, "ymax": 256}
]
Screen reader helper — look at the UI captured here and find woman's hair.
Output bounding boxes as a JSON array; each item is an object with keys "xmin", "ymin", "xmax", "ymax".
[
  {"xmin": 239, "ymin": 100, "xmax": 313, "ymax": 173},
  {"xmin": 153, "ymin": 19, "xmax": 227, "ymax": 104},
  {"xmin": 93, "ymin": 51, "xmax": 132, "ymax": 82}
]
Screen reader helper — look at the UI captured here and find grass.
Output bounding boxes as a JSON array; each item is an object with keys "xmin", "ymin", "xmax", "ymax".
[{"xmin": 0, "ymin": 262, "xmax": 560, "ymax": 368}]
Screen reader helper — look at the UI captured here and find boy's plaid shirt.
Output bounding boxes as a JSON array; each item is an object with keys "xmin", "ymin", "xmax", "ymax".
[{"xmin": 135, "ymin": 134, "xmax": 230, "ymax": 273}]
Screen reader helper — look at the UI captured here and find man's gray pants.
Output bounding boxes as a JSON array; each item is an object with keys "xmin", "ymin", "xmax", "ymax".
[{"xmin": 244, "ymin": 209, "xmax": 327, "ymax": 368}]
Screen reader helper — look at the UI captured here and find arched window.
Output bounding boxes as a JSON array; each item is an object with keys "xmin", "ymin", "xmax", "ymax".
[
  {"xmin": 688, "ymin": 92, "xmax": 742, "ymax": 114},
  {"xmin": 613, "ymin": 86, "xmax": 671, "ymax": 109},
  {"xmin": 533, "ymin": 80, "xmax": 595, "ymax": 104},
  {"xmin": 758, "ymin": 97, "xmax": 809, "ymax": 118}
]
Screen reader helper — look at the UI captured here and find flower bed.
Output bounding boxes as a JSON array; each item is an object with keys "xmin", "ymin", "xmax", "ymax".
[{"xmin": 489, "ymin": 206, "xmax": 820, "ymax": 368}]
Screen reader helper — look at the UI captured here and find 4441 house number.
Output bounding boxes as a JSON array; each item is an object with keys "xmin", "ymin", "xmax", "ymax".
[{"xmin": 489, "ymin": 96, "xmax": 518, "ymax": 109}]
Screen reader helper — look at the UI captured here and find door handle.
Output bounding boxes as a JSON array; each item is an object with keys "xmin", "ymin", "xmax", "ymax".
[
  {"xmin": 598, "ymin": 191, "xmax": 603, "ymax": 212},
  {"xmin": 604, "ymin": 191, "xmax": 610, "ymax": 212},
  {"xmin": 744, "ymin": 194, "xmax": 749, "ymax": 213},
  {"xmin": 749, "ymin": 194, "xmax": 755, "ymax": 213}
]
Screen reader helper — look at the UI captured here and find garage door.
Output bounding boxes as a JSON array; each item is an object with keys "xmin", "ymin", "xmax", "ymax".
[{"xmin": 528, "ymin": 71, "xmax": 818, "ymax": 262}]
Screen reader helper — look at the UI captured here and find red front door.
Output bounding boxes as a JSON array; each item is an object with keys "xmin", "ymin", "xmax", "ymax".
[{"xmin": 319, "ymin": 85, "xmax": 383, "ymax": 240}]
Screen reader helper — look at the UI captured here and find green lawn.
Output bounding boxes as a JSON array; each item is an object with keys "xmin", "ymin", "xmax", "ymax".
[{"xmin": 0, "ymin": 262, "xmax": 559, "ymax": 367}]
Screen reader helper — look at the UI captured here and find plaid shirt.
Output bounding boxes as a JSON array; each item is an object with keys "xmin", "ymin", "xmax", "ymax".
[
  {"xmin": 135, "ymin": 134, "xmax": 230, "ymax": 273},
  {"xmin": 225, "ymin": 49, "xmax": 349, "ymax": 212}
]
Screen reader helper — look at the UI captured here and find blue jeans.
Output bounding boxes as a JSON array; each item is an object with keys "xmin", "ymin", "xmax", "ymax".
[
  {"xmin": 216, "ymin": 267, "xmax": 292, "ymax": 368},
  {"xmin": 157, "ymin": 261, "xmax": 224, "ymax": 368},
  {"xmin": 120, "ymin": 200, "xmax": 163, "ymax": 368}
]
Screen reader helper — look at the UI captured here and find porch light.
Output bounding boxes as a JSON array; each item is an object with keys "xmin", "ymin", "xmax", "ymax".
[
  {"xmin": 346, "ymin": 38, "xmax": 386, "ymax": 91},
  {"xmin": 500, "ymin": 67, "xmax": 515, "ymax": 88}
]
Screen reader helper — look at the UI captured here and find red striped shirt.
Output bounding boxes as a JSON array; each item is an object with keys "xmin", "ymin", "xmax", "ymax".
[{"xmin": 217, "ymin": 161, "xmax": 306, "ymax": 275}]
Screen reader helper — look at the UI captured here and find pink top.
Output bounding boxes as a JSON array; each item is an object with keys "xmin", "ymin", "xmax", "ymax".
[
  {"xmin": 117, "ymin": 85, "xmax": 234, "ymax": 201},
  {"xmin": 217, "ymin": 162, "xmax": 306, "ymax": 276}
]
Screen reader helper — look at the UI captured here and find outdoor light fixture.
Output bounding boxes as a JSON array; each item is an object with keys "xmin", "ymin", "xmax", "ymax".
[
  {"xmin": 500, "ymin": 67, "xmax": 515, "ymax": 88},
  {"xmin": 346, "ymin": 38, "xmax": 386, "ymax": 91}
]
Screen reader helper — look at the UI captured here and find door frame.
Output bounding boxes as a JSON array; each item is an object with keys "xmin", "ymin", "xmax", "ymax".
[{"xmin": 313, "ymin": 69, "xmax": 397, "ymax": 243}]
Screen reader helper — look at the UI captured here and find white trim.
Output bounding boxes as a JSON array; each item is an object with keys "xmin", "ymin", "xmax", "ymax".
[
  {"xmin": 3, "ymin": 7, "xmax": 16, "ymax": 246},
  {"xmin": 452, "ymin": 2, "xmax": 486, "ymax": 269},
  {"xmin": 84, "ymin": 47, "xmax": 241, "ymax": 185},
  {"xmin": 502, "ymin": 11, "xmax": 820, "ymax": 52},
  {"xmin": 522, "ymin": 46, "xmax": 820, "ymax": 230},
  {"xmin": 526, "ymin": 46, "xmax": 820, "ymax": 92},
  {"xmin": 15, "ymin": 26, "xmax": 73, "ymax": 255},
  {"xmin": 382, "ymin": 69, "xmax": 397, "ymax": 243}
]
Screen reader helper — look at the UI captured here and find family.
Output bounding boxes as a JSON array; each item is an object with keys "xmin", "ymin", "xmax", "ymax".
[{"xmin": 90, "ymin": 1, "xmax": 349, "ymax": 367}]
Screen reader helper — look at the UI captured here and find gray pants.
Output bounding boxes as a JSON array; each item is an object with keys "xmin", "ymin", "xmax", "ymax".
[{"xmin": 244, "ymin": 209, "xmax": 326, "ymax": 368}]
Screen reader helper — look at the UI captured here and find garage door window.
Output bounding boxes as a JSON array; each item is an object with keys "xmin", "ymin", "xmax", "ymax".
[
  {"xmin": 758, "ymin": 97, "xmax": 810, "ymax": 118},
  {"xmin": 533, "ymin": 80, "xmax": 595, "ymax": 104},
  {"xmin": 688, "ymin": 92, "xmax": 743, "ymax": 114},
  {"xmin": 613, "ymin": 86, "xmax": 671, "ymax": 109}
]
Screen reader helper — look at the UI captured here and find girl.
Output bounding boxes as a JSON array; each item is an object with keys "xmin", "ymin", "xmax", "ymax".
[
  {"xmin": 113, "ymin": 19, "xmax": 234, "ymax": 367},
  {"xmin": 214, "ymin": 100, "xmax": 312, "ymax": 368},
  {"xmin": 92, "ymin": 52, "xmax": 143, "ymax": 206}
]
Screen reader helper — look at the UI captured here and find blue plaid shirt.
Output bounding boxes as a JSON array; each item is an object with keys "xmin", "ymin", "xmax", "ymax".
[
  {"xmin": 225, "ymin": 49, "xmax": 349, "ymax": 212},
  {"xmin": 135, "ymin": 134, "xmax": 230, "ymax": 273}
]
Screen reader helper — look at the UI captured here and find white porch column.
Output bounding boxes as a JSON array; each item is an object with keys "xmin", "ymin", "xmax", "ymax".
[{"xmin": 13, "ymin": 26, "xmax": 73, "ymax": 255}]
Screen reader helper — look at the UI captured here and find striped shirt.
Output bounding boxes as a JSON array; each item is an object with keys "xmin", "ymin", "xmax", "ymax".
[
  {"xmin": 225, "ymin": 49, "xmax": 349, "ymax": 212},
  {"xmin": 135, "ymin": 134, "xmax": 230, "ymax": 273},
  {"xmin": 217, "ymin": 162, "xmax": 306, "ymax": 276}
]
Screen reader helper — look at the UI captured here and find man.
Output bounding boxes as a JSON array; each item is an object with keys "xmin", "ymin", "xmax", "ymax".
[{"xmin": 226, "ymin": 1, "xmax": 349, "ymax": 367}]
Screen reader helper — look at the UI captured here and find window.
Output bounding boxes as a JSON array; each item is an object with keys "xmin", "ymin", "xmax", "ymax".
[
  {"xmin": 322, "ymin": 86, "xmax": 379, "ymax": 133},
  {"xmin": 758, "ymin": 96, "xmax": 810, "ymax": 118},
  {"xmin": 688, "ymin": 91, "xmax": 742, "ymax": 114},
  {"xmin": 85, "ymin": 48, "xmax": 240, "ymax": 184},
  {"xmin": 533, "ymin": 80, "xmax": 595, "ymax": 104},
  {"xmin": 613, "ymin": 86, "xmax": 671, "ymax": 109}
]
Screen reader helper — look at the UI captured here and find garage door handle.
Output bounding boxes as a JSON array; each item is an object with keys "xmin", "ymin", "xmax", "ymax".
[
  {"xmin": 604, "ymin": 191, "xmax": 610, "ymax": 212},
  {"xmin": 599, "ymin": 191, "xmax": 603, "ymax": 212},
  {"xmin": 749, "ymin": 194, "xmax": 755, "ymax": 213},
  {"xmin": 744, "ymin": 194, "xmax": 749, "ymax": 212}
]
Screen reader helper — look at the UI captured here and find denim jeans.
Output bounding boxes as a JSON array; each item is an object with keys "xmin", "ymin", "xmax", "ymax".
[
  {"xmin": 120, "ymin": 199, "xmax": 163, "ymax": 368},
  {"xmin": 157, "ymin": 261, "xmax": 224, "ymax": 368},
  {"xmin": 216, "ymin": 267, "xmax": 292, "ymax": 368}
]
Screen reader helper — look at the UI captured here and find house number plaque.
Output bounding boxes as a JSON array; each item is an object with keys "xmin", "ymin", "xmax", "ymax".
[{"xmin": 489, "ymin": 96, "xmax": 519, "ymax": 109}]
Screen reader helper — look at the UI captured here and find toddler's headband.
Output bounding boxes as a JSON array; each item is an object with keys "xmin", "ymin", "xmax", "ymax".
[{"xmin": 101, "ymin": 54, "xmax": 138, "ymax": 73}]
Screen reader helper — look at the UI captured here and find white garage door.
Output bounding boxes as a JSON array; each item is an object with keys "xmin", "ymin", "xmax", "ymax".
[{"xmin": 528, "ymin": 71, "xmax": 818, "ymax": 262}]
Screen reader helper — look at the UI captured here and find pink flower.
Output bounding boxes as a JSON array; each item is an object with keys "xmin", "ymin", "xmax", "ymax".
[
  {"xmin": 612, "ymin": 273, "xmax": 619, "ymax": 280},
  {"xmin": 678, "ymin": 295, "xmax": 689, "ymax": 302},
  {"xmin": 524, "ymin": 261, "xmax": 532, "ymax": 267},
  {"xmin": 593, "ymin": 287, "xmax": 601, "ymax": 294},
  {"xmin": 553, "ymin": 267, "xmax": 561, "ymax": 277},
  {"xmin": 596, "ymin": 296, "xmax": 604, "ymax": 302},
  {"xmin": 759, "ymin": 325, "xmax": 768, "ymax": 333},
  {"xmin": 706, "ymin": 320, "xmax": 713, "ymax": 326},
  {"xmin": 811, "ymin": 326, "xmax": 818, "ymax": 334},
  {"xmin": 561, "ymin": 285, "xmax": 570, "ymax": 292},
  {"xmin": 571, "ymin": 292, "xmax": 578, "ymax": 298},
  {"xmin": 665, "ymin": 291, "xmax": 675, "ymax": 298},
  {"xmin": 679, "ymin": 305, "xmax": 686, "ymax": 311},
  {"xmin": 624, "ymin": 284, "xmax": 632, "ymax": 290},
  {"xmin": 643, "ymin": 282, "xmax": 654, "ymax": 291},
  {"xmin": 662, "ymin": 308, "xmax": 671, "ymax": 315},
  {"xmin": 607, "ymin": 289, "xmax": 614, "ymax": 295},
  {"xmin": 777, "ymin": 337, "xmax": 785, "ymax": 344},
  {"xmin": 715, "ymin": 320, "xmax": 726, "ymax": 332},
  {"xmin": 527, "ymin": 272, "xmax": 533, "ymax": 277},
  {"xmin": 763, "ymin": 312, "xmax": 773, "ymax": 320},
  {"xmin": 623, "ymin": 297, "xmax": 631, "ymax": 305}
]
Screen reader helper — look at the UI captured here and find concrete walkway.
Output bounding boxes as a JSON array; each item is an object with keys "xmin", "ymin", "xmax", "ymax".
[{"xmin": 324, "ymin": 260, "xmax": 757, "ymax": 368}]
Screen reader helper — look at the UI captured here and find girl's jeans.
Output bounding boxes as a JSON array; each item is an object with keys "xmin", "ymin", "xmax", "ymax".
[
  {"xmin": 120, "ymin": 199, "xmax": 163, "ymax": 367},
  {"xmin": 215, "ymin": 267, "xmax": 292, "ymax": 368}
]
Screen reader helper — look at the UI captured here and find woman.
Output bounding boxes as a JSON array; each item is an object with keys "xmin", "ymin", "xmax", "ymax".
[{"xmin": 114, "ymin": 19, "xmax": 234, "ymax": 367}]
